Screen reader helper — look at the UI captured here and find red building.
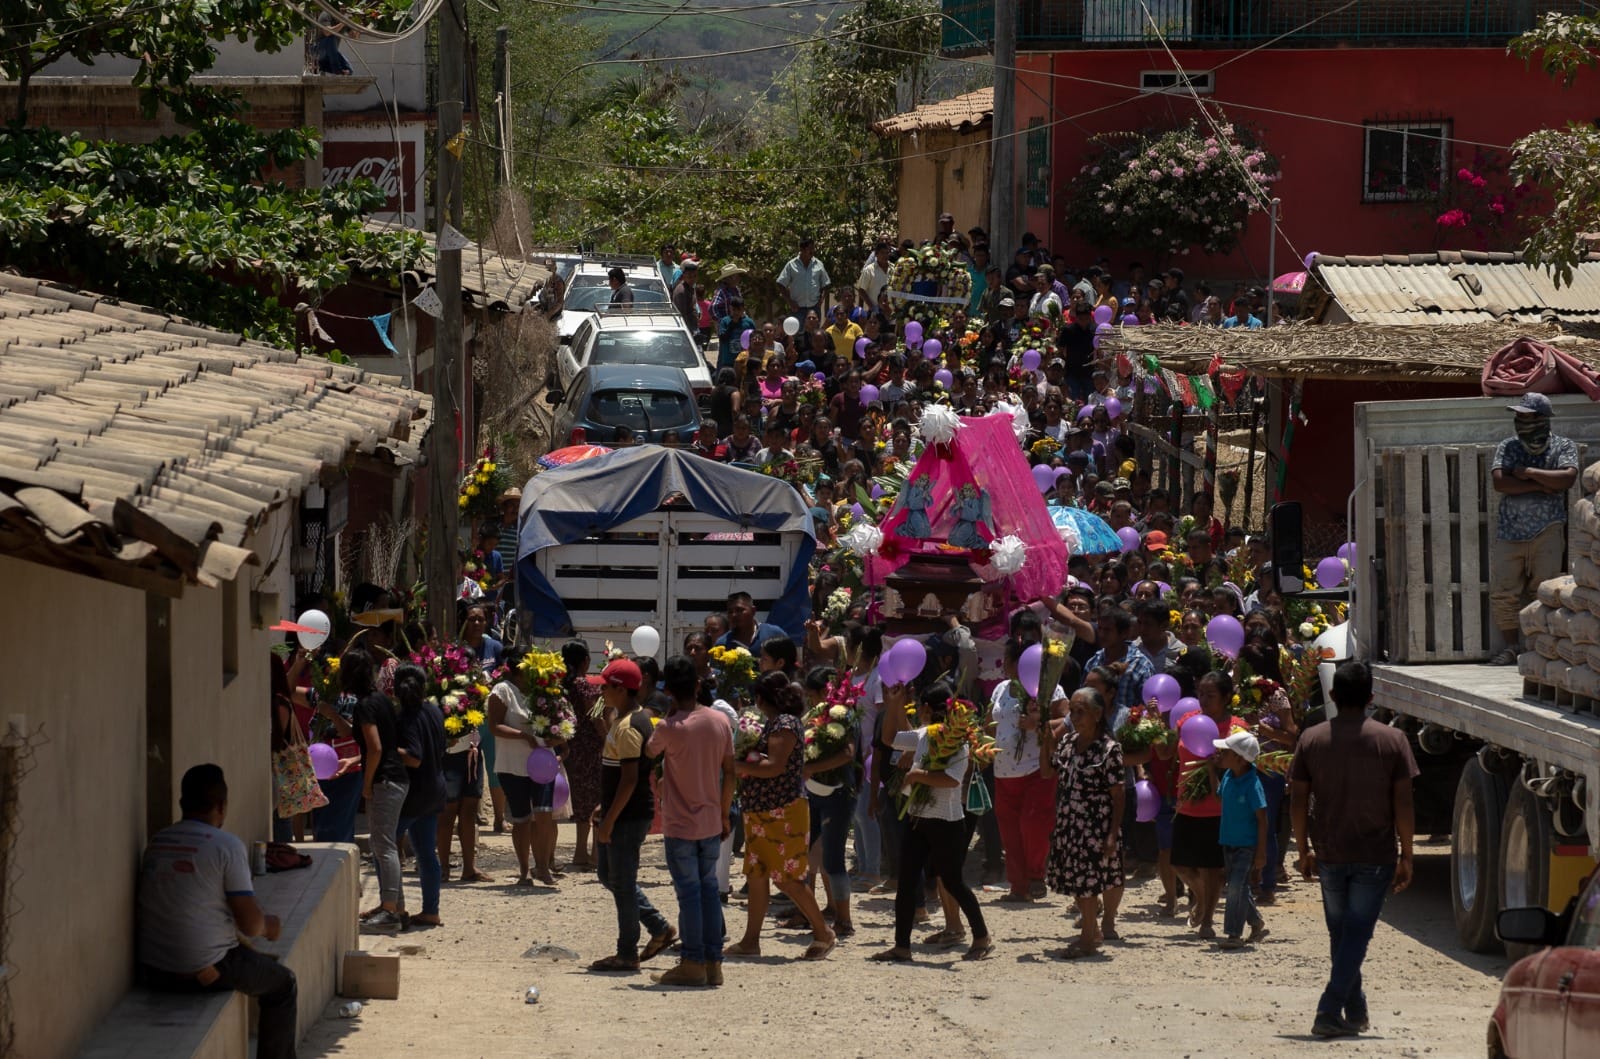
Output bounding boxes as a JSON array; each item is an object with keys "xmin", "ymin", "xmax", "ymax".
[{"xmin": 944, "ymin": 1, "xmax": 1595, "ymax": 279}]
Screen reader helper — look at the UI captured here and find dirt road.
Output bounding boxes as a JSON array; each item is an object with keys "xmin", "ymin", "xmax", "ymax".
[{"xmin": 302, "ymin": 830, "xmax": 1504, "ymax": 1058}]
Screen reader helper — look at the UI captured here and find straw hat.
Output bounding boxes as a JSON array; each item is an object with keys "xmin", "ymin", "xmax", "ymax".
[{"xmin": 715, "ymin": 262, "xmax": 747, "ymax": 283}]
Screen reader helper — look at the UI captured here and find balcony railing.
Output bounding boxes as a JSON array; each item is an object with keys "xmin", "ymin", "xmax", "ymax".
[{"xmin": 941, "ymin": 0, "xmax": 1586, "ymax": 54}]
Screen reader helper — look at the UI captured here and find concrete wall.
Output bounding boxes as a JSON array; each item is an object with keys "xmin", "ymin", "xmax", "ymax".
[
  {"xmin": 1, "ymin": 556, "xmax": 147, "ymax": 1059},
  {"xmin": 326, "ymin": 35, "xmax": 428, "ymax": 114},
  {"xmin": 893, "ymin": 129, "xmax": 992, "ymax": 244},
  {"xmin": 41, "ymin": 36, "xmax": 306, "ymax": 78}
]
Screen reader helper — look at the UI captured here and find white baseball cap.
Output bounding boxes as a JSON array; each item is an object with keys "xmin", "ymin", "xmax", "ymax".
[{"xmin": 1213, "ymin": 730, "xmax": 1260, "ymax": 763}]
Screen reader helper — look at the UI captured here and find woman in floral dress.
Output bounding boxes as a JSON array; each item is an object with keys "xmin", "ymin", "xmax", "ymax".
[
  {"xmin": 1042, "ymin": 686, "xmax": 1126, "ymax": 959},
  {"xmin": 561, "ymin": 640, "xmax": 608, "ymax": 871},
  {"xmin": 726, "ymin": 671, "xmax": 836, "ymax": 960}
]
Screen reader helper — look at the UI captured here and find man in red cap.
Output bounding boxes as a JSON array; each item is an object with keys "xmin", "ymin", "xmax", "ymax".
[{"xmin": 589, "ymin": 658, "xmax": 677, "ymax": 973}]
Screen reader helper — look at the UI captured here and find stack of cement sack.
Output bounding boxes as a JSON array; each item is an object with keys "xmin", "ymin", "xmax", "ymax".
[{"xmin": 1518, "ymin": 479, "xmax": 1600, "ymax": 703}]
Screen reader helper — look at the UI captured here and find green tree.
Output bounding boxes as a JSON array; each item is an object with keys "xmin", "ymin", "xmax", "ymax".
[{"xmin": 1510, "ymin": 13, "xmax": 1600, "ymax": 284}]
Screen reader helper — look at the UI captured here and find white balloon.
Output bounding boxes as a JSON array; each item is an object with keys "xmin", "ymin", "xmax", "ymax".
[
  {"xmin": 782, "ymin": 316, "xmax": 801, "ymax": 336},
  {"xmin": 631, "ymin": 624, "xmax": 661, "ymax": 658},
  {"xmin": 296, "ymin": 609, "xmax": 332, "ymax": 651}
]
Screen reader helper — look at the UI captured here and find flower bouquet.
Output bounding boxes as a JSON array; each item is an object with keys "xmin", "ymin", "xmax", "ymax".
[
  {"xmin": 803, "ymin": 679, "xmax": 862, "ymax": 788},
  {"xmin": 732, "ymin": 711, "xmax": 766, "ymax": 763},
  {"xmin": 903, "ymin": 699, "xmax": 996, "ymax": 816},
  {"xmin": 799, "ymin": 377, "xmax": 827, "ymax": 407},
  {"xmin": 1115, "ymin": 703, "xmax": 1170, "ymax": 754},
  {"xmin": 516, "ymin": 647, "xmax": 576, "ymax": 743},
  {"xmin": 1032, "ymin": 635, "xmax": 1072, "ymax": 749},
  {"xmin": 1179, "ymin": 762, "xmax": 1214, "ymax": 803},
  {"xmin": 463, "ymin": 550, "xmax": 495, "ymax": 594},
  {"xmin": 459, "ymin": 445, "xmax": 511, "ymax": 523},
  {"xmin": 310, "ymin": 653, "xmax": 341, "ymax": 708},
  {"xmin": 821, "ymin": 586, "xmax": 852, "ymax": 626},
  {"xmin": 708, "ymin": 644, "xmax": 758, "ymax": 703},
  {"xmin": 1255, "ymin": 749, "xmax": 1294, "ymax": 777},
  {"xmin": 1029, "ymin": 437, "xmax": 1060, "ymax": 460},
  {"xmin": 411, "ymin": 643, "xmax": 494, "ymax": 744}
]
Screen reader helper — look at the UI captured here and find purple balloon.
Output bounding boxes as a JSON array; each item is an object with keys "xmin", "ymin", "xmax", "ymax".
[
  {"xmin": 1116, "ymin": 526, "xmax": 1140, "ymax": 554},
  {"xmin": 309, "ymin": 742, "xmax": 338, "ymax": 781},
  {"xmin": 1170, "ymin": 697, "xmax": 1201, "ymax": 724},
  {"xmin": 1105, "ymin": 397, "xmax": 1123, "ymax": 420},
  {"xmin": 1093, "ymin": 305, "xmax": 1114, "ymax": 325},
  {"xmin": 1142, "ymin": 673, "xmax": 1179, "ymax": 712},
  {"xmin": 859, "ymin": 383, "xmax": 880, "ymax": 406},
  {"xmin": 526, "ymin": 747, "xmax": 559, "ymax": 784},
  {"xmin": 1018, "ymin": 643, "xmax": 1043, "ymax": 699},
  {"xmin": 1122, "ymin": 313, "xmax": 1139, "ymax": 326},
  {"xmin": 1077, "ymin": 405, "xmax": 1094, "ymax": 420},
  {"xmin": 1304, "ymin": 251, "xmax": 1319, "ymax": 271},
  {"xmin": 882, "ymin": 638, "xmax": 928, "ymax": 686},
  {"xmin": 812, "ymin": 371, "xmax": 827, "ymax": 382},
  {"xmin": 1316, "ymin": 556, "xmax": 1348, "ymax": 588},
  {"xmin": 1031, "ymin": 464, "xmax": 1056, "ymax": 493},
  {"xmin": 849, "ymin": 502, "xmax": 865, "ymax": 519},
  {"xmin": 1096, "ymin": 321, "xmax": 1113, "ymax": 333},
  {"xmin": 934, "ymin": 368, "xmax": 954, "ymax": 388},
  {"xmin": 552, "ymin": 769, "xmax": 571, "ymax": 811},
  {"xmin": 871, "ymin": 483, "xmax": 885, "ymax": 499},
  {"xmin": 1336, "ymin": 541, "xmax": 1357, "ymax": 563},
  {"xmin": 1021, "ymin": 348, "xmax": 1042, "ymax": 371},
  {"xmin": 1157, "ymin": 580, "xmax": 1173, "ymax": 595},
  {"xmin": 1053, "ymin": 467, "xmax": 1073, "ymax": 481},
  {"xmin": 1180, "ymin": 713, "xmax": 1221, "ymax": 758},
  {"xmin": 904, "ymin": 320, "xmax": 924, "ymax": 346},
  {"xmin": 1206, "ymin": 614, "xmax": 1245, "ymax": 659},
  {"xmin": 740, "ymin": 328, "xmax": 753, "ymax": 350},
  {"xmin": 854, "ymin": 337, "xmax": 870, "ymax": 358},
  {"xmin": 923, "ymin": 338, "xmax": 943, "ymax": 360},
  {"xmin": 1135, "ymin": 779, "xmax": 1160, "ymax": 822}
]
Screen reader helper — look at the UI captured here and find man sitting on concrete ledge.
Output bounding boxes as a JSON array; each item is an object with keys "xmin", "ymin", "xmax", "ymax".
[{"xmin": 138, "ymin": 764, "xmax": 299, "ymax": 1059}]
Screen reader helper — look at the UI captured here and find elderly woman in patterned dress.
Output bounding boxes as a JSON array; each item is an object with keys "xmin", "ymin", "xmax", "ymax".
[{"xmin": 1042, "ymin": 686, "xmax": 1126, "ymax": 959}]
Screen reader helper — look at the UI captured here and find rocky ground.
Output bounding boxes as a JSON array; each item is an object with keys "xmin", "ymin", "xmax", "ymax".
[{"xmin": 301, "ymin": 829, "xmax": 1504, "ymax": 1058}]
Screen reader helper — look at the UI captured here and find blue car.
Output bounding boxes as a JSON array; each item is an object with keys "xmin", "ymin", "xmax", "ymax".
[{"xmin": 545, "ymin": 363, "xmax": 702, "ymax": 446}]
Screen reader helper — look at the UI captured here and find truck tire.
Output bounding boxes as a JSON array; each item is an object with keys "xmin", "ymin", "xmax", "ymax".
[
  {"xmin": 1499, "ymin": 782, "xmax": 1553, "ymax": 960},
  {"xmin": 1452, "ymin": 757, "xmax": 1509, "ymax": 954}
]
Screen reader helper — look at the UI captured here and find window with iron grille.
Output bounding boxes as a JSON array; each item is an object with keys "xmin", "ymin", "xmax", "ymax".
[
  {"xmin": 1363, "ymin": 120, "xmax": 1450, "ymax": 203},
  {"xmin": 1026, "ymin": 118, "xmax": 1049, "ymax": 209}
]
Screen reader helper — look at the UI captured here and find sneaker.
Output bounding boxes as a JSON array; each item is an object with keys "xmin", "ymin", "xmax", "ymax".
[
  {"xmin": 651, "ymin": 960, "xmax": 708, "ymax": 987},
  {"xmin": 705, "ymin": 961, "xmax": 724, "ymax": 987},
  {"xmin": 361, "ymin": 910, "xmax": 403, "ymax": 934},
  {"xmin": 1217, "ymin": 936, "xmax": 1246, "ymax": 950},
  {"xmin": 1344, "ymin": 1012, "xmax": 1370, "ymax": 1033},
  {"xmin": 1487, "ymin": 646, "xmax": 1519, "ymax": 666},
  {"xmin": 1311, "ymin": 1013, "xmax": 1358, "ymax": 1038}
]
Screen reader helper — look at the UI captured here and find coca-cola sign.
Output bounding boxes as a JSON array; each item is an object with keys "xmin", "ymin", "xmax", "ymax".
[{"xmin": 323, "ymin": 137, "xmax": 419, "ymax": 218}]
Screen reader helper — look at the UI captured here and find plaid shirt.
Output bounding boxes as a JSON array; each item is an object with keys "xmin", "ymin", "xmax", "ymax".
[{"xmin": 1084, "ymin": 643, "xmax": 1153, "ymax": 732}]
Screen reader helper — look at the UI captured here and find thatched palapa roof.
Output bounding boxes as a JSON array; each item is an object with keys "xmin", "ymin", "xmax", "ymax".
[{"xmin": 1099, "ymin": 321, "xmax": 1600, "ymax": 383}]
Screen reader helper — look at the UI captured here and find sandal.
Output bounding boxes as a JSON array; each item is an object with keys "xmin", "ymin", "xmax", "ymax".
[
  {"xmin": 777, "ymin": 912, "xmax": 810, "ymax": 930},
  {"xmin": 723, "ymin": 941, "xmax": 761, "ymax": 957},
  {"xmin": 999, "ymin": 892, "xmax": 1033, "ymax": 903},
  {"xmin": 962, "ymin": 939, "xmax": 995, "ymax": 961},
  {"xmin": 802, "ymin": 936, "xmax": 836, "ymax": 961},
  {"xmin": 588, "ymin": 955, "xmax": 639, "ymax": 973},
  {"xmin": 868, "ymin": 948, "xmax": 912, "ymax": 963},
  {"xmin": 1051, "ymin": 941, "xmax": 1098, "ymax": 960},
  {"xmin": 460, "ymin": 870, "xmax": 494, "ymax": 883},
  {"xmin": 832, "ymin": 923, "xmax": 856, "ymax": 940},
  {"xmin": 1101, "ymin": 925, "xmax": 1121, "ymax": 942},
  {"xmin": 925, "ymin": 928, "xmax": 967, "ymax": 947},
  {"xmin": 640, "ymin": 928, "xmax": 677, "ymax": 962}
]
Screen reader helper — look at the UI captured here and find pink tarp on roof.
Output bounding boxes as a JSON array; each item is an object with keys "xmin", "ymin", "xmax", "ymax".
[{"xmin": 865, "ymin": 414, "xmax": 1067, "ymax": 602}]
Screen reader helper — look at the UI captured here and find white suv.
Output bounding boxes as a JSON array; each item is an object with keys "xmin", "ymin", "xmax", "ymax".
[
  {"xmin": 556, "ymin": 310, "xmax": 711, "ymax": 401},
  {"xmin": 554, "ymin": 262, "xmax": 670, "ymax": 341}
]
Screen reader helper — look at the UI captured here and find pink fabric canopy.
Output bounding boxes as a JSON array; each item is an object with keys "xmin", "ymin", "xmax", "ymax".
[{"xmin": 866, "ymin": 414, "xmax": 1067, "ymax": 603}]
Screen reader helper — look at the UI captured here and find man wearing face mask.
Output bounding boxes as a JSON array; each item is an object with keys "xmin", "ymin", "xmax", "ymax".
[{"xmin": 1489, "ymin": 392, "xmax": 1578, "ymax": 664}]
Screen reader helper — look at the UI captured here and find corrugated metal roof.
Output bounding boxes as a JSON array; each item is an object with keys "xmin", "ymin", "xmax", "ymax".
[
  {"xmin": 0, "ymin": 274, "xmax": 430, "ymax": 593},
  {"xmin": 872, "ymin": 88, "xmax": 993, "ymax": 137},
  {"xmin": 1313, "ymin": 252, "xmax": 1600, "ymax": 324}
]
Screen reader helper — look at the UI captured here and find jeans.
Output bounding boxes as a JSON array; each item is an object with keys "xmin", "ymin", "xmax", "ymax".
[
  {"xmin": 895, "ymin": 817, "xmax": 986, "ymax": 949},
  {"xmin": 142, "ymin": 946, "xmax": 298, "ymax": 1059},
  {"xmin": 598, "ymin": 817, "xmax": 671, "ymax": 959},
  {"xmin": 664, "ymin": 834, "xmax": 724, "ymax": 964},
  {"xmin": 808, "ymin": 785, "xmax": 854, "ymax": 902},
  {"xmin": 314, "ymin": 771, "xmax": 362, "ymax": 844},
  {"xmin": 1258, "ymin": 771, "xmax": 1287, "ymax": 892},
  {"xmin": 396, "ymin": 813, "xmax": 440, "ymax": 916},
  {"xmin": 879, "ymin": 799, "xmax": 906, "ymax": 879},
  {"xmin": 1317, "ymin": 862, "xmax": 1396, "ymax": 1022},
  {"xmin": 367, "ymin": 778, "xmax": 408, "ymax": 906},
  {"xmin": 1222, "ymin": 845, "xmax": 1262, "ymax": 938},
  {"xmin": 994, "ymin": 771, "xmax": 1054, "ymax": 893},
  {"xmin": 853, "ymin": 781, "xmax": 881, "ymax": 878}
]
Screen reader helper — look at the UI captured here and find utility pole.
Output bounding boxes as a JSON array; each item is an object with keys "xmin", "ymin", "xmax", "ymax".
[
  {"xmin": 1265, "ymin": 196, "xmax": 1280, "ymax": 327},
  {"xmin": 493, "ymin": 25, "xmax": 512, "ymax": 186},
  {"xmin": 427, "ymin": 0, "xmax": 465, "ymax": 640},
  {"xmin": 989, "ymin": 0, "xmax": 1017, "ymax": 256}
]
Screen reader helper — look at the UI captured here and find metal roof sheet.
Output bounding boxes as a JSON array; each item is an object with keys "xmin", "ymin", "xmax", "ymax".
[{"xmin": 1314, "ymin": 253, "xmax": 1600, "ymax": 324}]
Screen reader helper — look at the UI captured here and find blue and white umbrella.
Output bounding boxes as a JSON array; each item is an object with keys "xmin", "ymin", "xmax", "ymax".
[{"xmin": 1049, "ymin": 504, "xmax": 1121, "ymax": 556}]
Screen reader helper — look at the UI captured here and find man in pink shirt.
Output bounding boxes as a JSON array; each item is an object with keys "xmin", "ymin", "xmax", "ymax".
[{"xmin": 646, "ymin": 655, "xmax": 734, "ymax": 987}]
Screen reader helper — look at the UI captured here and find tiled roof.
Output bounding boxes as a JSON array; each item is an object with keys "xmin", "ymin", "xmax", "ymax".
[
  {"xmin": 872, "ymin": 87, "xmax": 993, "ymax": 137},
  {"xmin": 0, "ymin": 273, "xmax": 430, "ymax": 593},
  {"xmin": 366, "ymin": 222, "xmax": 550, "ymax": 311},
  {"xmin": 1311, "ymin": 251, "xmax": 1600, "ymax": 326}
]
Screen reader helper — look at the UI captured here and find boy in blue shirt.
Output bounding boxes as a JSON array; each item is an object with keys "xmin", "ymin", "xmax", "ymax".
[{"xmin": 1213, "ymin": 730, "xmax": 1270, "ymax": 949}]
